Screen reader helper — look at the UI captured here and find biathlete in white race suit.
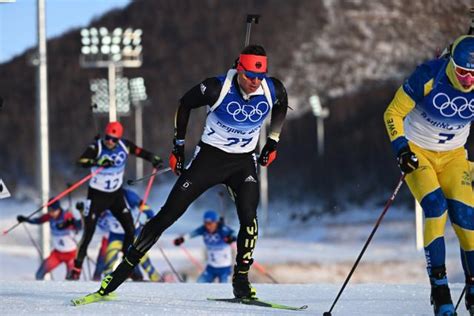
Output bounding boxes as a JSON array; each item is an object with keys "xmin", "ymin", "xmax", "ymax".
[
  {"xmin": 17, "ymin": 199, "xmax": 81, "ymax": 279},
  {"xmin": 384, "ymin": 35, "xmax": 474, "ymax": 316},
  {"xmin": 67, "ymin": 122, "xmax": 163, "ymax": 280},
  {"xmin": 92, "ymin": 44, "xmax": 289, "ymax": 299},
  {"xmin": 174, "ymin": 210, "xmax": 237, "ymax": 283}
]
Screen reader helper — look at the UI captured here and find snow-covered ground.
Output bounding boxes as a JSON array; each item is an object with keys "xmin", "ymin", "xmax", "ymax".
[
  {"xmin": 0, "ymin": 183, "xmax": 466, "ymax": 284},
  {"xmin": 0, "ymin": 281, "xmax": 468, "ymax": 316},
  {"xmin": 0, "ymin": 184, "xmax": 469, "ymax": 315}
]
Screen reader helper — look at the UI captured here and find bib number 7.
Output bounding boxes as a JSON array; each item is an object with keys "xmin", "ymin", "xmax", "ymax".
[{"xmin": 438, "ymin": 133, "xmax": 455, "ymax": 144}]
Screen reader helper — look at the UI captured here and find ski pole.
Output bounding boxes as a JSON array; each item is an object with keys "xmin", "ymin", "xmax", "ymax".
[
  {"xmin": 455, "ymin": 286, "xmax": 466, "ymax": 312},
  {"xmin": 22, "ymin": 224, "xmax": 55, "ymax": 281},
  {"xmin": 230, "ymin": 242, "xmax": 278, "ymax": 283},
  {"xmin": 66, "ymin": 182, "xmax": 73, "ymax": 211},
  {"xmin": 323, "ymin": 173, "xmax": 406, "ymax": 316},
  {"xmin": 23, "ymin": 224, "xmax": 43, "ymax": 260},
  {"xmin": 180, "ymin": 245, "xmax": 203, "ymax": 271},
  {"xmin": 157, "ymin": 244, "xmax": 183, "ymax": 282},
  {"xmin": 253, "ymin": 260, "xmax": 279, "ymax": 284},
  {"xmin": 134, "ymin": 167, "xmax": 158, "ymax": 227},
  {"xmin": 2, "ymin": 167, "xmax": 104, "ymax": 236},
  {"xmin": 127, "ymin": 167, "xmax": 171, "ymax": 185},
  {"xmin": 85, "ymin": 255, "xmax": 92, "ymax": 281}
]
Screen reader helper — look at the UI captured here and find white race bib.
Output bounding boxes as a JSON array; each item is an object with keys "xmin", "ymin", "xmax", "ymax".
[
  {"xmin": 89, "ymin": 169, "xmax": 124, "ymax": 192},
  {"xmin": 52, "ymin": 235, "xmax": 76, "ymax": 252},
  {"xmin": 207, "ymin": 245, "xmax": 232, "ymax": 268}
]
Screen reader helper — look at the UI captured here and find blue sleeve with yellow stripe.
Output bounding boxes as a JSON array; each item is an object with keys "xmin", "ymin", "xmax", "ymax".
[
  {"xmin": 402, "ymin": 61, "xmax": 437, "ymax": 103},
  {"xmin": 384, "ymin": 59, "xmax": 441, "ymax": 155}
]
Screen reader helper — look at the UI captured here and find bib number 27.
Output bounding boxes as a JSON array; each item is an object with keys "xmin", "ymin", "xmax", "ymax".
[{"xmin": 224, "ymin": 137, "xmax": 252, "ymax": 147}]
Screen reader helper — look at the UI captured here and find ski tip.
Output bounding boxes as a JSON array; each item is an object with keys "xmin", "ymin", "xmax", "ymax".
[
  {"xmin": 2, "ymin": 230, "xmax": 7, "ymax": 236},
  {"xmin": 70, "ymin": 299, "xmax": 81, "ymax": 306}
]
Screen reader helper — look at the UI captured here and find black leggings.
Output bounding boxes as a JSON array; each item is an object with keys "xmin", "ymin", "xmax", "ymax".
[
  {"xmin": 135, "ymin": 142, "xmax": 260, "ymax": 265},
  {"xmin": 75, "ymin": 187, "xmax": 135, "ymax": 267}
]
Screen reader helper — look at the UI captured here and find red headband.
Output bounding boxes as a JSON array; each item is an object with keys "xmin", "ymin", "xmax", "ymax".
[{"xmin": 236, "ymin": 54, "xmax": 267, "ymax": 73}]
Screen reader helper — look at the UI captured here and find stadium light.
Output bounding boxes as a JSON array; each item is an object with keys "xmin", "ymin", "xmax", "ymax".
[
  {"xmin": 79, "ymin": 26, "xmax": 143, "ymax": 121},
  {"xmin": 129, "ymin": 77, "xmax": 148, "ymax": 179},
  {"xmin": 309, "ymin": 95, "xmax": 330, "ymax": 157},
  {"xmin": 89, "ymin": 78, "xmax": 131, "ymax": 115},
  {"xmin": 80, "ymin": 26, "xmax": 142, "ymax": 67}
]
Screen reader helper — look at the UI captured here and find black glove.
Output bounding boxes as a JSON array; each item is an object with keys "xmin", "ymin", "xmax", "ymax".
[
  {"xmin": 224, "ymin": 235, "xmax": 236, "ymax": 244},
  {"xmin": 173, "ymin": 236, "xmax": 185, "ymax": 246},
  {"xmin": 258, "ymin": 138, "xmax": 278, "ymax": 167},
  {"xmin": 397, "ymin": 146, "xmax": 419, "ymax": 174},
  {"xmin": 56, "ymin": 218, "xmax": 74, "ymax": 230},
  {"xmin": 75, "ymin": 201, "xmax": 85, "ymax": 212},
  {"xmin": 96, "ymin": 156, "xmax": 114, "ymax": 168},
  {"xmin": 17, "ymin": 215, "xmax": 27, "ymax": 223},
  {"xmin": 169, "ymin": 139, "xmax": 185, "ymax": 175},
  {"xmin": 152, "ymin": 155, "xmax": 164, "ymax": 169}
]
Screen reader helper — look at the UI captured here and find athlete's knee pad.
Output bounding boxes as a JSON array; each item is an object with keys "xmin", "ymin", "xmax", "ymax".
[
  {"xmin": 421, "ymin": 188, "xmax": 448, "ymax": 218},
  {"xmin": 448, "ymin": 199, "xmax": 474, "ymax": 229},
  {"xmin": 448, "ymin": 200, "xmax": 474, "ymax": 251}
]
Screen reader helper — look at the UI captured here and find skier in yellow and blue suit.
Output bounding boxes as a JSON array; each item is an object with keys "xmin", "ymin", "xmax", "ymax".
[{"xmin": 384, "ymin": 35, "xmax": 474, "ymax": 316}]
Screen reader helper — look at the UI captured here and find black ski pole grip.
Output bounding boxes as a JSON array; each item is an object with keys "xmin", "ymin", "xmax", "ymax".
[{"xmin": 246, "ymin": 14, "xmax": 261, "ymax": 24}]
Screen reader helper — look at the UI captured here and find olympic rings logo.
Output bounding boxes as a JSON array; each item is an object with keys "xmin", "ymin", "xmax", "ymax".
[
  {"xmin": 432, "ymin": 93, "xmax": 474, "ymax": 119},
  {"xmin": 204, "ymin": 233, "xmax": 221, "ymax": 243},
  {"xmin": 226, "ymin": 101, "xmax": 269, "ymax": 123},
  {"xmin": 105, "ymin": 152, "xmax": 127, "ymax": 167}
]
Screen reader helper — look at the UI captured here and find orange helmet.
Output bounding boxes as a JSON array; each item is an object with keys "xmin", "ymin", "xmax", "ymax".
[{"xmin": 105, "ymin": 121, "xmax": 123, "ymax": 138}]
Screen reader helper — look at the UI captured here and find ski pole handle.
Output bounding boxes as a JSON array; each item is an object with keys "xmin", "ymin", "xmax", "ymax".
[
  {"xmin": 2, "ymin": 167, "xmax": 104, "ymax": 236},
  {"xmin": 127, "ymin": 167, "xmax": 171, "ymax": 186}
]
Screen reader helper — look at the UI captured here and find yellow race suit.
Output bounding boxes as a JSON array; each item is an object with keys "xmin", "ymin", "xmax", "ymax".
[{"xmin": 384, "ymin": 57, "xmax": 473, "ymax": 278}]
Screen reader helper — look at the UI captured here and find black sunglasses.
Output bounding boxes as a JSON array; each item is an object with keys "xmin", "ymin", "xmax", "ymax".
[{"xmin": 105, "ymin": 135, "xmax": 119, "ymax": 142}]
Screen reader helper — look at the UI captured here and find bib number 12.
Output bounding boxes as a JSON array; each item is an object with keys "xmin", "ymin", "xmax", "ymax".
[{"xmin": 105, "ymin": 179, "xmax": 120, "ymax": 190}]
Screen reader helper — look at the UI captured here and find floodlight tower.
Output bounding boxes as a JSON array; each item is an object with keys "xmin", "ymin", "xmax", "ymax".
[
  {"xmin": 309, "ymin": 95, "xmax": 330, "ymax": 157},
  {"xmin": 129, "ymin": 77, "xmax": 148, "ymax": 179},
  {"xmin": 80, "ymin": 27, "xmax": 143, "ymax": 121}
]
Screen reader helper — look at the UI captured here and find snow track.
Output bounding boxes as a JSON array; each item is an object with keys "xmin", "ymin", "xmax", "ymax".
[{"xmin": 0, "ymin": 281, "xmax": 468, "ymax": 315}]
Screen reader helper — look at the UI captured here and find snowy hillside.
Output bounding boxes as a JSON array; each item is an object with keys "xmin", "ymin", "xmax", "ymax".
[
  {"xmin": 285, "ymin": 0, "xmax": 472, "ymax": 115},
  {"xmin": 0, "ymin": 281, "xmax": 468, "ymax": 316}
]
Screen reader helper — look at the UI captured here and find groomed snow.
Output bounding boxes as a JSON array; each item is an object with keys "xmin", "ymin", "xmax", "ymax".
[{"xmin": 0, "ymin": 281, "xmax": 468, "ymax": 315}]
